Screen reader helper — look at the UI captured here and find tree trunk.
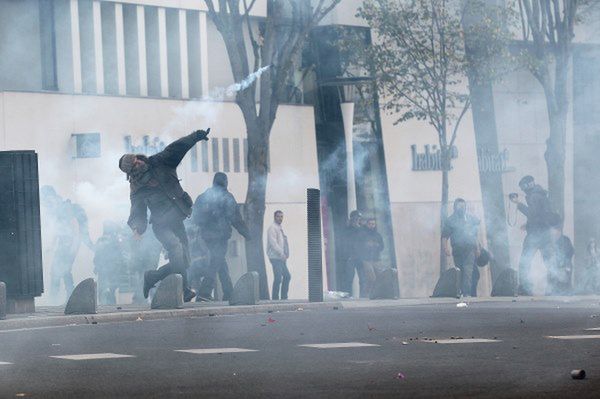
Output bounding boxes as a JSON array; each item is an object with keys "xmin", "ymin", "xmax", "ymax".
[
  {"xmin": 440, "ymin": 158, "xmax": 450, "ymax": 275},
  {"xmin": 243, "ymin": 118, "xmax": 271, "ymax": 300},
  {"xmin": 467, "ymin": 79, "xmax": 512, "ymax": 281},
  {"xmin": 544, "ymin": 56, "xmax": 569, "ymax": 218}
]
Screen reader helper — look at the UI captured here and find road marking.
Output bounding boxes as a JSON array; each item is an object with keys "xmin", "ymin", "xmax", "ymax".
[
  {"xmin": 585, "ymin": 328, "xmax": 600, "ymax": 331},
  {"xmin": 0, "ymin": 362, "xmax": 12, "ymax": 365},
  {"xmin": 300, "ymin": 342, "xmax": 380, "ymax": 349},
  {"xmin": 547, "ymin": 335, "xmax": 600, "ymax": 340},
  {"xmin": 175, "ymin": 348, "xmax": 258, "ymax": 354},
  {"xmin": 50, "ymin": 353, "xmax": 135, "ymax": 360},
  {"xmin": 425, "ymin": 339, "xmax": 502, "ymax": 344}
]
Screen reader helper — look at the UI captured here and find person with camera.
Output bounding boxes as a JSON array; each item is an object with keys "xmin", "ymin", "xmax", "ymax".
[
  {"xmin": 510, "ymin": 175, "xmax": 554, "ymax": 296},
  {"xmin": 119, "ymin": 128, "xmax": 211, "ymax": 303}
]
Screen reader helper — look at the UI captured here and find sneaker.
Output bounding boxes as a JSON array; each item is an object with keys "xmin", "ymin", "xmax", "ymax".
[
  {"xmin": 196, "ymin": 295, "xmax": 213, "ymax": 303},
  {"xmin": 184, "ymin": 288, "xmax": 197, "ymax": 303}
]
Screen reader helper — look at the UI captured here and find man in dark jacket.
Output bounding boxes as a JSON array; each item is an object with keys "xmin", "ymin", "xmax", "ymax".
[
  {"xmin": 94, "ymin": 220, "xmax": 126, "ymax": 305},
  {"xmin": 442, "ymin": 198, "xmax": 481, "ymax": 297},
  {"xmin": 359, "ymin": 217, "xmax": 385, "ymax": 298},
  {"xmin": 41, "ymin": 186, "xmax": 94, "ymax": 303},
  {"xmin": 510, "ymin": 175, "xmax": 554, "ymax": 295},
  {"xmin": 119, "ymin": 128, "xmax": 210, "ymax": 302},
  {"xmin": 341, "ymin": 210, "xmax": 364, "ymax": 296},
  {"xmin": 191, "ymin": 172, "xmax": 249, "ymax": 301}
]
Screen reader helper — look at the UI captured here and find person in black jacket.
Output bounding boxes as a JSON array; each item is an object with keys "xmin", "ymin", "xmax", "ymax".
[
  {"xmin": 341, "ymin": 210, "xmax": 364, "ymax": 296},
  {"xmin": 191, "ymin": 172, "xmax": 249, "ymax": 301},
  {"xmin": 119, "ymin": 128, "xmax": 210, "ymax": 302},
  {"xmin": 510, "ymin": 175, "xmax": 554, "ymax": 296},
  {"xmin": 359, "ymin": 217, "xmax": 385, "ymax": 298}
]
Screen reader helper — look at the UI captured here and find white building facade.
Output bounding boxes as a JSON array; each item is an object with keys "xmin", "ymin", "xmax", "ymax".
[{"xmin": 0, "ymin": 0, "xmax": 595, "ymax": 302}]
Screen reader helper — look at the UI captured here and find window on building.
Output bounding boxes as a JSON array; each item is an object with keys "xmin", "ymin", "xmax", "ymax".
[
  {"xmin": 201, "ymin": 140, "xmax": 209, "ymax": 172},
  {"xmin": 100, "ymin": 2, "xmax": 118, "ymax": 95},
  {"xmin": 78, "ymin": 0, "xmax": 96, "ymax": 94},
  {"xmin": 212, "ymin": 139, "xmax": 220, "ymax": 172},
  {"xmin": 122, "ymin": 3, "xmax": 140, "ymax": 96},
  {"xmin": 222, "ymin": 138, "xmax": 230, "ymax": 172},
  {"xmin": 145, "ymin": 6, "xmax": 161, "ymax": 97},
  {"xmin": 233, "ymin": 138, "xmax": 241, "ymax": 173},
  {"xmin": 39, "ymin": 0, "xmax": 58, "ymax": 91},
  {"xmin": 166, "ymin": 8, "xmax": 181, "ymax": 98},
  {"xmin": 190, "ymin": 144, "xmax": 198, "ymax": 172}
]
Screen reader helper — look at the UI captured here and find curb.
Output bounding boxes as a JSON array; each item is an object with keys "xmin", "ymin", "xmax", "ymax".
[{"xmin": 0, "ymin": 301, "xmax": 343, "ymax": 332}]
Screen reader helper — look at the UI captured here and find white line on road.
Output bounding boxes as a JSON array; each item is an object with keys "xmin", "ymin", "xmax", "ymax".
[
  {"xmin": 300, "ymin": 343, "xmax": 381, "ymax": 349},
  {"xmin": 547, "ymin": 335, "xmax": 600, "ymax": 340},
  {"xmin": 585, "ymin": 328, "xmax": 600, "ymax": 331},
  {"xmin": 424, "ymin": 339, "xmax": 502, "ymax": 344},
  {"xmin": 0, "ymin": 362, "xmax": 12, "ymax": 365},
  {"xmin": 175, "ymin": 348, "xmax": 258, "ymax": 354},
  {"xmin": 50, "ymin": 353, "xmax": 135, "ymax": 360}
]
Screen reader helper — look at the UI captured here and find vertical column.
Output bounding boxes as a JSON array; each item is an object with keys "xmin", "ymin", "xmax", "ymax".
[
  {"xmin": 179, "ymin": 9, "xmax": 189, "ymax": 99},
  {"xmin": 136, "ymin": 5, "xmax": 148, "ymax": 96},
  {"xmin": 93, "ymin": 0, "xmax": 104, "ymax": 94},
  {"xmin": 199, "ymin": 12, "xmax": 209, "ymax": 98},
  {"xmin": 115, "ymin": 3, "xmax": 126, "ymax": 95},
  {"xmin": 158, "ymin": 7, "xmax": 169, "ymax": 97},
  {"xmin": 70, "ymin": 0, "xmax": 82, "ymax": 93}
]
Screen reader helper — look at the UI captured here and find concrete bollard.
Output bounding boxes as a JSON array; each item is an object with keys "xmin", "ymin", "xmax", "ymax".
[
  {"xmin": 432, "ymin": 267, "xmax": 461, "ymax": 298},
  {"xmin": 65, "ymin": 278, "xmax": 97, "ymax": 315},
  {"xmin": 0, "ymin": 282, "xmax": 6, "ymax": 320},
  {"xmin": 491, "ymin": 268, "xmax": 518, "ymax": 297},
  {"xmin": 151, "ymin": 274, "xmax": 184, "ymax": 310},
  {"xmin": 369, "ymin": 268, "xmax": 399, "ymax": 300},
  {"xmin": 229, "ymin": 272, "xmax": 259, "ymax": 306}
]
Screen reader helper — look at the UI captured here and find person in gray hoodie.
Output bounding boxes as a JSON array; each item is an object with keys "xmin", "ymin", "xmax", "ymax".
[{"xmin": 267, "ymin": 210, "xmax": 291, "ymax": 300}]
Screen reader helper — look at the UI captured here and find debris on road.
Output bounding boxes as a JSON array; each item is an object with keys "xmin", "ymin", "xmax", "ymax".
[
  {"xmin": 456, "ymin": 302, "xmax": 468, "ymax": 308},
  {"xmin": 571, "ymin": 370, "xmax": 586, "ymax": 380},
  {"xmin": 267, "ymin": 317, "xmax": 276, "ymax": 323},
  {"xmin": 396, "ymin": 372, "xmax": 406, "ymax": 380},
  {"xmin": 368, "ymin": 325, "xmax": 377, "ymax": 331},
  {"xmin": 402, "ymin": 341, "xmax": 408, "ymax": 345},
  {"xmin": 297, "ymin": 307, "xmax": 304, "ymax": 311}
]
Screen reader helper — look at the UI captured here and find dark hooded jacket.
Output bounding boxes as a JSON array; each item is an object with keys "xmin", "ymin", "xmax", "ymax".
[
  {"xmin": 191, "ymin": 174, "xmax": 249, "ymax": 241},
  {"xmin": 127, "ymin": 132, "xmax": 203, "ymax": 234},
  {"xmin": 517, "ymin": 185, "xmax": 553, "ymax": 232}
]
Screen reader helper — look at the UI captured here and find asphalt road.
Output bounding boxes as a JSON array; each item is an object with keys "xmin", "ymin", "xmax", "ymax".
[{"xmin": 1, "ymin": 298, "xmax": 600, "ymax": 398}]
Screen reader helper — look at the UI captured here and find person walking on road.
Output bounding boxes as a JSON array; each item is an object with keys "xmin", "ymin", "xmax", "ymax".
[
  {"xmin": 119, "ymin": 128, "xmax": 211, "ymax": 303},
  {"xmin": 442, "ymin": 198, "xmax": 481, "ymax": 298},
  {"xmin": 359, "ymin": 217, "xmax": 385, "ymax": 298},
  {"xmin": 191, "ymin": 172, "xmax": 249, "ymax": 301},
  {"xmin": 510, "ymin": 175, "xmax": 555, "ymax": 296},
  {"xmin": 267, "ymin": 210, "xmax": 291, "ymax": 300}
]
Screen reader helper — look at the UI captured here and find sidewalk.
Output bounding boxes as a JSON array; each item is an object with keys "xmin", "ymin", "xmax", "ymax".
[{"xmin": 1, "ymin": 295, "xmax": 599, "ymax": 331}]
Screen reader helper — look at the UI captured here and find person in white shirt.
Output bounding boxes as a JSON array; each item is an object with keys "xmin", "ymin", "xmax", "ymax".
[{"xmin": 267, "ymin": 210, "xmax": 291, "ymax": 300}]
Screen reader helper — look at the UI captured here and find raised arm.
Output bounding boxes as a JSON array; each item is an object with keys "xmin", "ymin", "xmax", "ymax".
[{"xmin": 153, "ymin": 129, "xmax": 210, "ymax": 168}]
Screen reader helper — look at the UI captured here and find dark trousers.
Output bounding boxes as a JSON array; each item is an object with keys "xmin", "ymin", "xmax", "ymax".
[
  {"xmin": 342, "ymin": 258, "xmax": 360, "ymax": 295},
  {"xmin": 454, "ymin": 250, "xmax": 476, "ymax": 297},
  {"xmin": 151, "ymin": 219, "xmax": 191, "ymax": 289},
  {"xmin": 50, "ymin": 238, "xmax": 79, "ymax": 302},
  {"xmin": 199, "ymin": 238, "xmax": 232, "ymax": 300},
  {"xmin": 270, "ymin": 258, "xmax": 291, "ymax": 300},
  {"xmin": 518, "ymin": 231, "xmax": 551, "ymax": 295}
]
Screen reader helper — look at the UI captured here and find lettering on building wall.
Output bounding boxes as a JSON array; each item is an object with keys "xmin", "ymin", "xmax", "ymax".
[
  {"xmin": 477, "ymin": 147, "xmax": 515, "ymax": 174},
  {"xmin": 124, "ymin": 135, "xmax": 166, "ymax": 155},
  {"xmin": 411, "ymin": 145, "xmax": 458, "ymax": 171}
]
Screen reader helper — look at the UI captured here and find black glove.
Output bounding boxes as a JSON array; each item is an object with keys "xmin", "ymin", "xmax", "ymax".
[{"xmin": 194, "ymin": 128, "xmax": 210, "ymax": 141}]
